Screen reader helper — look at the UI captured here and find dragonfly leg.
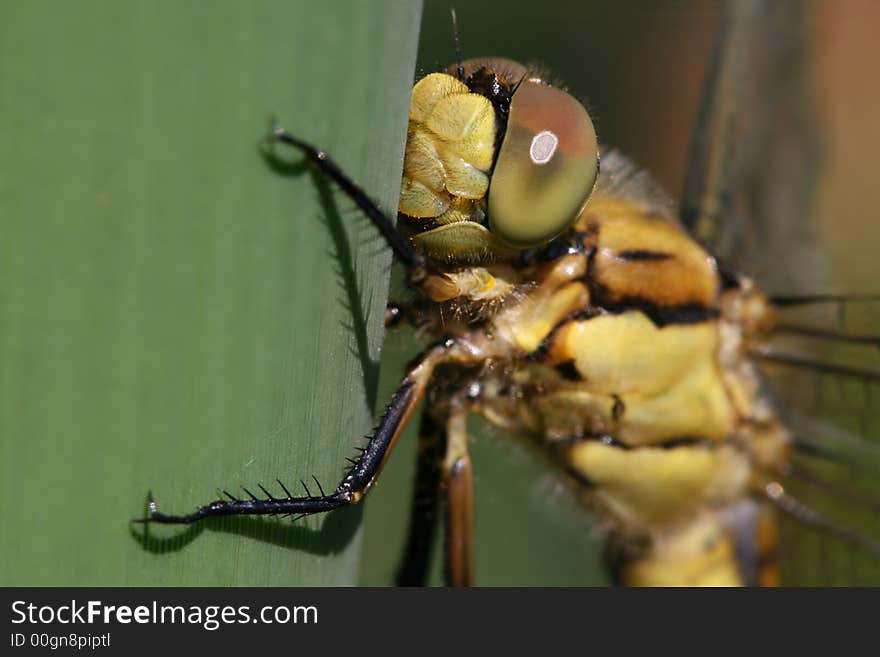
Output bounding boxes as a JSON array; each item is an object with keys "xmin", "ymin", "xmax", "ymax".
[
  {"xmin": 395, "ymin": 411, "xmax": 446, "ymax": 586},
  {"xmin": 138, "ymin": 339, "xmax": 476, "ymax": 525},
  {"xmin": 442, "ymin": 405, "xmax": 475, "ymax": 587},
  {"xmin": 269, "ymin": 120, "xmax": 428, "ymax": 282},
  {"xmin": 395, "ymin": 394, "xmax": 475, "ymax": 587}
]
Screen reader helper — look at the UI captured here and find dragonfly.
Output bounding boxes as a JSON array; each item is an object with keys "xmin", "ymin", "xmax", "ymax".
[{"xmin": 138, "ymin": 0, "xmax": 880, "ymax": 585}]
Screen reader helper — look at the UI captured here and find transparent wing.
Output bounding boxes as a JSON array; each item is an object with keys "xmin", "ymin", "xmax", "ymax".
[
  {"xmin": 755, "ymin": 296, "xmax": 880, "ymax": 585},
  {"xmin": 684, "ymin": 0, "xmax": 880, "ymax": 584},
  {"xmin": 681, "ymin": 0, "xmax": 822, "ymax": 293}
]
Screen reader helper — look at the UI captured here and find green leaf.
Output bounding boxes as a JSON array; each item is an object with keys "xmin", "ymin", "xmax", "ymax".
[{"xmin": 0, "ymin": 0, "xmax": 422, "ymax": 585}]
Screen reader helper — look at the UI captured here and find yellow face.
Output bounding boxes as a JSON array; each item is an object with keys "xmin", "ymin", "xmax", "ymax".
[{"xmin": 400, "ymin": 58, "xmax": 599, "ymax": 261}]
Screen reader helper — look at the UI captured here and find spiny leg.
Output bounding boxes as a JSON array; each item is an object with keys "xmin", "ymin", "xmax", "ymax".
[
  {"xmin": 395, "ymin": 410, "xmax": 446, "ymax": 586},
  {"xmin": 140, "ymin": 378, "xmax": 417, "ymax": 524},
  {"xmin": 138, "ymin": 341, "xmax": 474, "ymax": 525},
  {"xmin": 269, "ymin": 121, "xmax": 428, "ymax": 281}
]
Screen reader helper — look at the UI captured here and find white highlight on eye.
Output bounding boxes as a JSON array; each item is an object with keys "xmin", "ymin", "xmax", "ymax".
[{"xmin": 529, "ymin": 130, "xmax": 558, "ymax": 165}]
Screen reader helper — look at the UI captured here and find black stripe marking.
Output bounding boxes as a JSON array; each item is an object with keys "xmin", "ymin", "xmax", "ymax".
[
  {"xmin": 584, "ymin": 244, "xmax": 719, "ymax": 327},
  {"xmin": 617, "ymin": 249, "xmax": 674, "ymax": 262},
  {"xmin": 554, "ymin": 360, "xmax": 582, "ymax": 381},
  {"xmin": 528, "ymin": 308, "xmax": 600, "ymax": 361},
  {"xmin": 606, "ymin": 299, "xmax": 719, "ymax": 327},
  {"xmin": 555, "ymin": 433, "xmax": 710, "ymax": 451},
  {"xmin": 529, "ymin": 300, "xmax": 717, "ymax": 364}
]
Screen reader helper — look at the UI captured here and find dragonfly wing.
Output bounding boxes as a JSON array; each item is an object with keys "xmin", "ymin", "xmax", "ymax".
[
  {"xmin": 680, "ymin": 0, "xmax": 822, "ymax": 293},
  {"xmin": 758, "ymin": 297, "xmax": 880, "ymax": 584},
  {"xmin": 683, "ymin": 0, "xmax": 880, "ymax": 584}
]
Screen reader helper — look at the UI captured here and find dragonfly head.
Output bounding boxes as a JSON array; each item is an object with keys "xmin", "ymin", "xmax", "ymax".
[{"xmin": 400, "ymin": 58, "xmax": 599, "ymax": 263}]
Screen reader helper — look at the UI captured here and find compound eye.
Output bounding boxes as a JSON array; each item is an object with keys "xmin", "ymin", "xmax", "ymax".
[{"xmin": 489, "ymin": 81, "xmax": 599, "ymax": 248}]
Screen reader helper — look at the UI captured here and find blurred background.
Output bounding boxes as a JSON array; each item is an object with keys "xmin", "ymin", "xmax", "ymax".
[{"xmin": 360, "ymin": 0, "xmax": 880, "ymax": 585}]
